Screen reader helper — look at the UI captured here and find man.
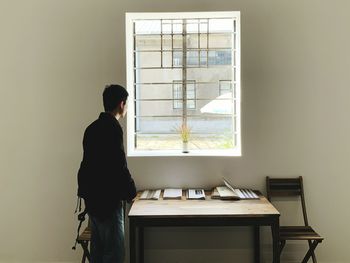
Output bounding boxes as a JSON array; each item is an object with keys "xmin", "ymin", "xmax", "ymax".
[{"xmin": 77, "ymin": 84, "xmax": 136, "ymax": 263}]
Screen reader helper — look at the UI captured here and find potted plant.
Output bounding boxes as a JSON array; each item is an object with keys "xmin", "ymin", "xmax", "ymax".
[{"xmin": 178, "ymin": 124, "xmax": 191, "ymax": 153}]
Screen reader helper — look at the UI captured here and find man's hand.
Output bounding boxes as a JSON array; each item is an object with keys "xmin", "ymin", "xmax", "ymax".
[{"xmin": 127, "ymin": 197, "xmax": 136, "ymax": 204}]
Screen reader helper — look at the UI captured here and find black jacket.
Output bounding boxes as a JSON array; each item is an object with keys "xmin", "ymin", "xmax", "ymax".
[{"xmin": 77, "ymin": 112, "xmax": 136, "ymax": 220}]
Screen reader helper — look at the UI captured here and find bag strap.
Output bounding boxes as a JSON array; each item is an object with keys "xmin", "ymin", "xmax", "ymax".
[{"xmin": 72, "ymin": 197, "xmax": 87, "ymax": 250}]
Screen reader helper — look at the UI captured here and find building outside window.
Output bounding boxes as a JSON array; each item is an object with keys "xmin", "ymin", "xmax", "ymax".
[
  {"xmin": 174, "ymin": 50, "xmax": 232, "ymax": 66},
  {"xmin": 173, "ymin": 80, "xmax": 196, "ymax": 110},
  {"xmin": 219, "ymin": 80, "xmax": 232, "ymax": 95},
  {"xmin": 126, "ymin": 12, "xmax": 241, "ymax": 156}
]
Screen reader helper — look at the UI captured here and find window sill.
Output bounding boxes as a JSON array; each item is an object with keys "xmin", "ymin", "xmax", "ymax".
[{"xmin": 127, "ymin": 149, "xmax": 241, "ymax": 157}]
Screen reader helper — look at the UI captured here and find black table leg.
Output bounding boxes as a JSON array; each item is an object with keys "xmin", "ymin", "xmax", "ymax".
[
  {"xmin": 271, "ymin": 218, "xmax": 280, "ymax": 263},
  {"xmin": 130, "ymin": 218, "xmax": 136, "ymax": 263},
  {"xmin": 254, "ymin": 226, "xmax": 260, "ymax": 263},
  {"xmin": 139, "ymin": 226, "xmax": 144, "ymax": 263}
]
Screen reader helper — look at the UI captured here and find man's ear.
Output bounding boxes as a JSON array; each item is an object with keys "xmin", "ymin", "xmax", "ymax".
[
  {"xmin": 119, "ymin": 100, "xmax": 126, "ymax": 112},
  {"xmin": 121, "ymin": 100, "xmax": 126, "ymax": 108}
]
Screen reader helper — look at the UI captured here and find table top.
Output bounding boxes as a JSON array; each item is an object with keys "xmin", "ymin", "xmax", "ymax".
[{"xmin": 128, "ymin": 191, "xmax": 280, "ymax": 218}]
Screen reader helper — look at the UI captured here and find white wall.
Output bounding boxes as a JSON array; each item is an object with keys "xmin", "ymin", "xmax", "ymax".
[{"xmin": 0, "ymin": 0, "xmax": 349, "ymax": 262}]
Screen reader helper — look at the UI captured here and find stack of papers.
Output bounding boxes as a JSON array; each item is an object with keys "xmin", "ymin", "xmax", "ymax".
[
  {"xmin": 187, "ymin": 189, "xmax": 206, "ymax": 200},
  {"xmin": 216, "ymin": 186, "xmax": 240, "ymax": 200},
  {"xmin": 211, "ymin": 188, "xmax": 221, "ymax": 199},
  {"xmin": 234, "ymin": 188, "xmax": 260, "ymax": 199},
  {"xmin": 163, "ymin": 188, "xmax": 183, "ymax": 199},
  {"xmin": 212, "ymin": 186, "xmax": 259, "ymax": 200},
  {"xmin": 211, "ymin": 178, "xmax": 259, "ymax": 200},
  {"xmin": 140, "ymin": 189, "xmax": 161, "ymax": 200}
]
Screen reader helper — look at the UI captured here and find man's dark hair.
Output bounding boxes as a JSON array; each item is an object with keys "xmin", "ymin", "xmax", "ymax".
[{"xmin": 103, "ymin": 84, "xmax": 129, "ymax": 112}]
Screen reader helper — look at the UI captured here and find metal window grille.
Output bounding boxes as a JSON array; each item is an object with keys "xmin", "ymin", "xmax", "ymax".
[
  {"xmin": 173, "ymin": 80, "xmax": 196, "ymax": 109},
  {"xmin": 126, "ymin": 12, "xmax": 241, "ymax": 155}
]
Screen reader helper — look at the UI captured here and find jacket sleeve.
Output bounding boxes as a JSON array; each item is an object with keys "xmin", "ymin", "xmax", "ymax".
[
  {"xmin": 111, "ymin": 124, "xmax": 137, "ymax": 201},
  {"xmin": 77, "ymin": 128, "xmax": 89, "ymax": 198}
]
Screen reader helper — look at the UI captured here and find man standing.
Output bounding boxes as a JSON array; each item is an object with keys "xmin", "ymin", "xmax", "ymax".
[{"xmin": 77, "ymin": 84, "xmax": 136, "ymax": 263}]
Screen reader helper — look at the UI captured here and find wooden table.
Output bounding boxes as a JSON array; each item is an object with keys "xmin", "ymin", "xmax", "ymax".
[{"xmin": 128, "ymin": 191, "xmax": 280, "ymax": 263}]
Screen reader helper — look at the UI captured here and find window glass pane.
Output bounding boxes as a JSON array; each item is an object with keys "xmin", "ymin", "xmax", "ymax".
[
  {"xmin": 162, "ymin": 52, "xmax": 172, "ymax": 67},
  {"xmin": 136, "ymin": 133, "xmax": 183, "ymax": 150},
  {"xmin": 173, "ymin": 35, "xmax": 183, "ymax": 48},
  {"xmin": 172, "ymin": 20, "xmax": 183, "ymax": 34},
  {"xmin": 136, "ymin": 84, "xmax": 172, "ymax": 100},
  {"xmin": 137, "ymin": 100, "xmax": 181, "ymax": 116},
  {"xmin": 199, "ymin": 20, "xmax": 208, "ymax": 33},
  {"xmin": 135, "ymin": 116, "xmax": 182, "ymax": 150},
  {"xmin": 187, "ymin": 115, "xmax": 234, "ymax": 150},
  {"xmin": 186, "ymin": 21, "xmax": 199, "ymax": 33},
  {"xmin": 135, "ymin": 20, "xmax": 161, "ymax": 34},
  {"xmin": 199, "ymin": 95, "xmax": 234, "ymax": 115},
  {"xmin": 219, "ymin": 80, "xmax": 232, "ymax": 95},
  {"xmin": 187, "ymin": 34, "xmax": 198, "ymax": 49},
  {"xmin": 187, "ymin": 67, "xmax": 232, "ymax": 82},
  {"xmin": 173, "ymin": 83, "xmax": 182, "ymax": 109},
  {"xmin": 136, "ymin": 52, "xmax": 161, "ymax": 68},
  {"xmin": 200, "ymin": 34, "xmax": 207, "ymax": 49},
  {"xmin": 209, "ymin": 18, "xmax": 233, "ymax": 33},
  {"xmin": 200, "ymin": 51, "xmax": 207, "ymax": 65},
  {"xmin": 162, "ymin": 22, "xmax": 172, "ymax": 34},
  {"xmin": 208, "ymin": 50, "xmax": 232, "ymax": 65},
  {"xmin": 208, "ymin": 33, "xmax": 232, "ymax": 48},
  {"xmin": 173, "ymin": 51, "xmax": 182, "ymax": 67},
  {"xmin": 187, "ymin": 51, "xmax": 199, "ymax": 66},
  {"xmin": 136, "ymin": 68, "xmax": 182, "ymax": 83},
  {"xmin": 208, "ymin": 51, "xmax": 215, "ymax": 65},
  {"xmin": 135, "ymin": 35, "xmax": 161, "ymax": 50},
  {"xmin": 162, "ymin": 35, "xmax": 172, "ymax": 50}
]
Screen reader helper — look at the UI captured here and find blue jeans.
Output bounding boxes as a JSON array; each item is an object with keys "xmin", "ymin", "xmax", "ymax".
[{"xmin": 89, "ymin": 206, "xmax": 125, "ymax": 263}]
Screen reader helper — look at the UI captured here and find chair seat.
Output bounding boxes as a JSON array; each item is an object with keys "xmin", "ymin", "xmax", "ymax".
[
  {"xmin": 280, "ymin": 226, "xmax": 323, "ymax": 241},
  {"xmin": 77, "ymin": 227, "xmax": 91, "ymax": 242}
]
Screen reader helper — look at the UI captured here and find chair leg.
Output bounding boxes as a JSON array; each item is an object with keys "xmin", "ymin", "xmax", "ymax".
[
  {"xmin": 280, "ymin": 240, "xmax": 286, "ymax": 256},
  {"xmin": 301, "ymin": 241, "xmax": 319, "ymax": 263},
  {"xmin": 80, "ymin": 241, "xmax": 90, "ymax": 262},
  {"xmin": 308, "ymin": 240, "xmax": 317, "ymax": 263}
]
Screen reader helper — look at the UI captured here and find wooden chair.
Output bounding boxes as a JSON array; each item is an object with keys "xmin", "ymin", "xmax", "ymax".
[
  {"xmin": 75, "ymin": 202, "xmax": 127, "ymax": 262},
  {"xmin": 76, "ymin": 219, "xmax": 91, "ymax": 263},
  {"xmin": 266, "ymin": 176, "xmax": 323, "ymax": 263}
]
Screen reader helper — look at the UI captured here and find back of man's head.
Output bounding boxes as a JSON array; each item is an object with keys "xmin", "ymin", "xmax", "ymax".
[{"xmin": 103, "ymin": 84, "xmax": 129, "ymax": 112}]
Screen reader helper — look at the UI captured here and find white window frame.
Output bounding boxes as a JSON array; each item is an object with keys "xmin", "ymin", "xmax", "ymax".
[{"xmin": 125, "ymin": 11, "xmax": 241, "ymax": 157}]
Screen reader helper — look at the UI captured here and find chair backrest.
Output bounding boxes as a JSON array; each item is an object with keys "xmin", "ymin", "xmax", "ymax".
[{"xmin": 266, "ymin": 176, "xmax": 309, "ymax": 226}]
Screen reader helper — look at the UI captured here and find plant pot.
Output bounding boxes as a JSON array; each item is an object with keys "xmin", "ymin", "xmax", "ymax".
[{"xmin": 182, "ymin": 141, "xmax": 189, "ymax": 153}]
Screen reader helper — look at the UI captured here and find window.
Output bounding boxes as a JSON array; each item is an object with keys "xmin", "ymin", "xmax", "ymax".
[
  {"xmin": 219, "ymin": 80, "xmax": 232, "ymax": 95},
  {"xmin": 126, "ymin": 12, "xmax": 241, "ymax": 156},
  {"xmin": 173, "ymin": 80, "xmax": 196, "ymax": 110},
  {"xmin": 174, "ymin": 50, "xmax": 232, "ymax": 66}
]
